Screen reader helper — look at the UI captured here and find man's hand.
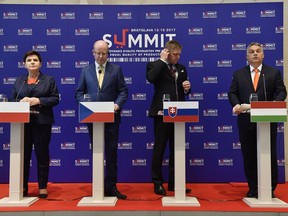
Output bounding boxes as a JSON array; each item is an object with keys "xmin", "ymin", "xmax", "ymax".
[
  {"xmin": 182, "ymin": 80, "xmax": 191, "ymax": 91},
  {"xmin": 232, "ymin": 104, "xmax": 241, "ymax": 114},
  {"xmin": 160, "ymin": 48, "xmax": 170, "ymax": 62}
]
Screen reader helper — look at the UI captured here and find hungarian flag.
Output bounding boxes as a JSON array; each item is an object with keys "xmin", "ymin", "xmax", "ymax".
[
  {"xmin": 163, "ymin": 101, "xmax": 199, "ymax": 122},
  {"xmin": 79, "ymin": 102, "xmax": 114, "ymax": 123},
  {"xmin": 250, "ymin": 101, "xmax": 287, "ymax": 122}
]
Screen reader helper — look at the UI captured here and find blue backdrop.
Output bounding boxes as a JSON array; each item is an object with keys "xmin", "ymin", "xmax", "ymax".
[{"xmin": 0, "ymin": 3, "xmax": 285, "ymax": 184}]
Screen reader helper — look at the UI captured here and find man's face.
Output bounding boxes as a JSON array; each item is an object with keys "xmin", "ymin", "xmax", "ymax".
[
  {"xmin": 246, "ymin": 45, "xmax": 264, "ymax": 65},
  {"xmin": 168, "ymin": 48, "xmax": 181, "ymax": 65},
  {"xmin": 92, "ymin": 43, "xmax": 109, "ymax": 65}
]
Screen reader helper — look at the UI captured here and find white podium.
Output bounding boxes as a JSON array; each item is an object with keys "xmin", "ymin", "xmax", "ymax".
[
  {"xmin": 162, "ymin": 101, "xmax": 200, "ymax": 207},
  {"xmin": 243, "ymin": 101, "xmax": 288, "ymax": 208},
  {"xmin": 77, "ymin": 102, "xmax": 117, "ymax": 206},
  {"xmin": 0, "ymin": 102, "xmax": 39, "ymax": 207}
]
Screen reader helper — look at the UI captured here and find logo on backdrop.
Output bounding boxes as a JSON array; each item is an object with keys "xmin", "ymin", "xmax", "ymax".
[
  {"xmin": 75, "ymin": 159, "xmax": 90, "ymax": 166},
  {"xmin": 218, "ymin": 159, "xmax": 233, "ymax": 166},
  {"xmin": 50, "ymin": 159, "xmax": 61, "ymax": 166},
  {"xmin": 132, "ymin": 159, "xmax": 147, "ymax": 166},
  {"xmin": 61, "ymin": 142, "xmax": 76, "ymax": 150},
  {"xmin": 32, "ymin": 12, "xmax": 47, "ymax": 19},
  {"xmin": 118, "ymin": 142, "xmax": 133, "ymax": 149},
  {"xmin": 102, "ymin": 28, "xmax": 176, "ymax": 62},
  {"xmin": 189, "ymin": 158, "xmax": 205, "ymax": 166}
]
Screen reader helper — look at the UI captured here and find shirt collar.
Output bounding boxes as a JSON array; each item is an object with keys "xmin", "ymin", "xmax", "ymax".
[
  {"xmin": 250, "ymin": 64, "xmax": 262, "ymax": 73},
  {"xmin": 95, "ymin": 61, "xmax": 107, "ymax": 69}
]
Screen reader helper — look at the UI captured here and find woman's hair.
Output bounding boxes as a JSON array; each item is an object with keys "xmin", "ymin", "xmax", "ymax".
[{"xmin": 23, "ymin": 50, "xmax": 42, "ymax": 63}]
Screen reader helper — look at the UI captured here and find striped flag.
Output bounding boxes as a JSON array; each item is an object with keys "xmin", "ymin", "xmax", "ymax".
[
  {"xmin": 163, "ymin": 101, "xmax": 199, "ymax": 122},
  {"xmin": 79, "ymin": 102, "xmax": 114, "ymax": 123},
  {"xmin": 250, "ymin": 101, "xmax": 287, "ymax": 122},
  {"xmin": 0, "ymin": 102, "xmax": 29, "ymax": 123}
]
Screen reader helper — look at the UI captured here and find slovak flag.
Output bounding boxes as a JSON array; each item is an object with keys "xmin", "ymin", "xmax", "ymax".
[
  {"xmin": 79, "ymin": 102, "xmax": 114, "ymax": 123},
  {"xmin": 163, "ymin": 101, "xmax": 199, "ymax": 122}
]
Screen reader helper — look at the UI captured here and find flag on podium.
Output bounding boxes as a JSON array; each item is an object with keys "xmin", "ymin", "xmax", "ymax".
[
  {"xmin": 163, "ymin": 101, "xmax": 199, "ymax": 122},
  {"xmin": 0, "ymin": 102, "xmax": 29, "ymax": 122},
  {"xmin": 79, "ymin": 102, "xmax": 114, "ymax": 123},
  {"xmin": 250, "ymin": 101, "xmax": 287, "ymax": 122}
]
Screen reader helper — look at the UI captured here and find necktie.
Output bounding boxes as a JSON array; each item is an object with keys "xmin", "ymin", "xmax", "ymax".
[
  {"xmin": 169, "ymin": 64, "xmax": 176, "ymax": 79},
  {"xmin": 253, "ymin": 68, "xmax": 259, "ymax": 91},
  {"xmin": 98, "ymin": 65, "xmax": 104, "ymax": 88}
]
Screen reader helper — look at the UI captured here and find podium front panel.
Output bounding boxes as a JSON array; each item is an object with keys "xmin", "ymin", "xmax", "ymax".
[
  {"xmin": 250, "ymin": 101, "xmax": 287, "ymax": 123},
  {"xmin": 79, "ymin": 102, "xmax": 114, "ymax": 123},
  {"xmin": 0, "ymin": 102, "xmax": 29, "ymax": 123},
  {"xmin": 163, "ymin": 101, "xmax": 199, "ymax": 123}
]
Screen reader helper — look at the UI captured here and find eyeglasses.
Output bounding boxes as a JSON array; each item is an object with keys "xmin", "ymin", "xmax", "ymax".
[{"xmin": 92, "ymin": 51, "xmax": 108, "ymax": 56}]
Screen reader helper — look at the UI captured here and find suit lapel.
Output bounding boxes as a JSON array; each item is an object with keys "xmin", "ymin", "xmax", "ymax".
[
  {"xmin": 101, "ymin": 62, "xmax": 111, "ymax": 89},
  {"xmin": 244, "ymin": 66, "xmax": 254, "ymax": 91},
  {"xmin": 90, "ymin": 63, "xmax": 98, "ymax": 83}
]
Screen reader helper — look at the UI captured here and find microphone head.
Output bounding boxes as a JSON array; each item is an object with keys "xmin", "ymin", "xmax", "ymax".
[{"xmin": 98, "ymin": 70, "xmax": 102, "ymax": 74}]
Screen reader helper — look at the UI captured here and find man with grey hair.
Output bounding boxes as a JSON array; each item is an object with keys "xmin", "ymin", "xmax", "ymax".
[{"xmin": 228, "ymin": 42, "xmax": 286, "ymax": 198}]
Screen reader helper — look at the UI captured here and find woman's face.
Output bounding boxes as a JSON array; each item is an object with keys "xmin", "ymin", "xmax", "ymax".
[{"xmin": 24, "ymin": 54, "xmax": 42, "ymax": 72}]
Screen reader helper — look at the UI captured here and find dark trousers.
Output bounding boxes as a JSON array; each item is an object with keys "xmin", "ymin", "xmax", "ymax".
[
  {"xmin": 88, "ymin": 122, "xmax": 119, "ymax": 190},
  {"xmin": 151, "ymin": 116, "xmax": 175, "ymax": 186},
  {"xmin": 239, "ymin": 123, "xmax": 278, "ymax": 192},
  {"xmin": 24, "ymin": 124, "xmax": 52, "ymax": 189}
]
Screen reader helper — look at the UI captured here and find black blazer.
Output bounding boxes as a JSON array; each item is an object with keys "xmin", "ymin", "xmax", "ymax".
[
  {"xmin": 10, "ymin": 72, "xmax": 59, "ymax": 125},
  {"xmin": 146, "ymin": 59, "xmax": 190, "ymax": 117},
  {"xmin": 228, "ymin": 64, "xmax": 287, "ymax": 130}
]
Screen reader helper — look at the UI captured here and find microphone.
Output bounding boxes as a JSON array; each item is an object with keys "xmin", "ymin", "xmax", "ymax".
[
  {"xmin": 262, "ymin": 73, "xmax": 267, "ymax": 101},
  {"xmin": 15, "ymin": 79, "xmax": 26, "ymax": 102}
]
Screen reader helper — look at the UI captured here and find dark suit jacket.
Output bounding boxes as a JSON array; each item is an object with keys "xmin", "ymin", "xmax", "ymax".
[
  {"xmin": 75, "ymin": 61, "xmax": 128, "ymax": 122},
  {"xmin": 228, "ymin": 64, "xmax": 287, "ymax": 130},
  {"xmin": 146, "ymin": 59, "xmax": 190, "ymax": 117},
  {"xmin": 10, "ymin": 72, "xmax": 59, "ymax": 125}
]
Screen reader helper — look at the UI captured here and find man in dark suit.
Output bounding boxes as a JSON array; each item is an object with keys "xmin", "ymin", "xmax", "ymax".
[
  {"xmin": 75, "ymin": 40, "xmax": 128, "ymax": 199},
  {"xmin": 228, "ymin": 42, "xmax": 287, "ymax": 198},
  {"xmin": 146, "ymin": 40, "xmax": 191, "ymax": 195}
]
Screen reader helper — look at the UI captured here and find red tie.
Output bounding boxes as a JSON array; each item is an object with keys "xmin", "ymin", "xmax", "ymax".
[
  {"xmin": 169, "ymin": 64, "xmax": 176, "ymax": 79},
  {"xmin": 253, "ymin": 68, "xmax": 259, "ymax": 91}
]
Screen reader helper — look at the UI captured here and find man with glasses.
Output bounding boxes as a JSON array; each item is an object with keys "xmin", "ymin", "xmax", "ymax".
[{"xmin": 75, "ymin": 40, "xmax": 128, "ymax": 199}]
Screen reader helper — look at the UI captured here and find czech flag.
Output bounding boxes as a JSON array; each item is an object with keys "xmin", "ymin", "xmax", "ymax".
[
  {"xmin": 250, "ymin": 101, "xmax": 287, "ymax": 122},
  {"xmin": 163, "ymin": 101, "xmax": 199, "ymax": 122},
  {"xmin": 79, "ymin": 102, "xmax": 114, "ymax": 123}
]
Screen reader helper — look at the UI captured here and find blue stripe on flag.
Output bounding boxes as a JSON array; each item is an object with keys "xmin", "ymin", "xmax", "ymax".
[
  {"xmin": 163, "ymin": 108, "xmax": 198, "ymax": 116},
  {"xmin": 79, "ymin": 103, "xmax": 93, "ymax": 122}
]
